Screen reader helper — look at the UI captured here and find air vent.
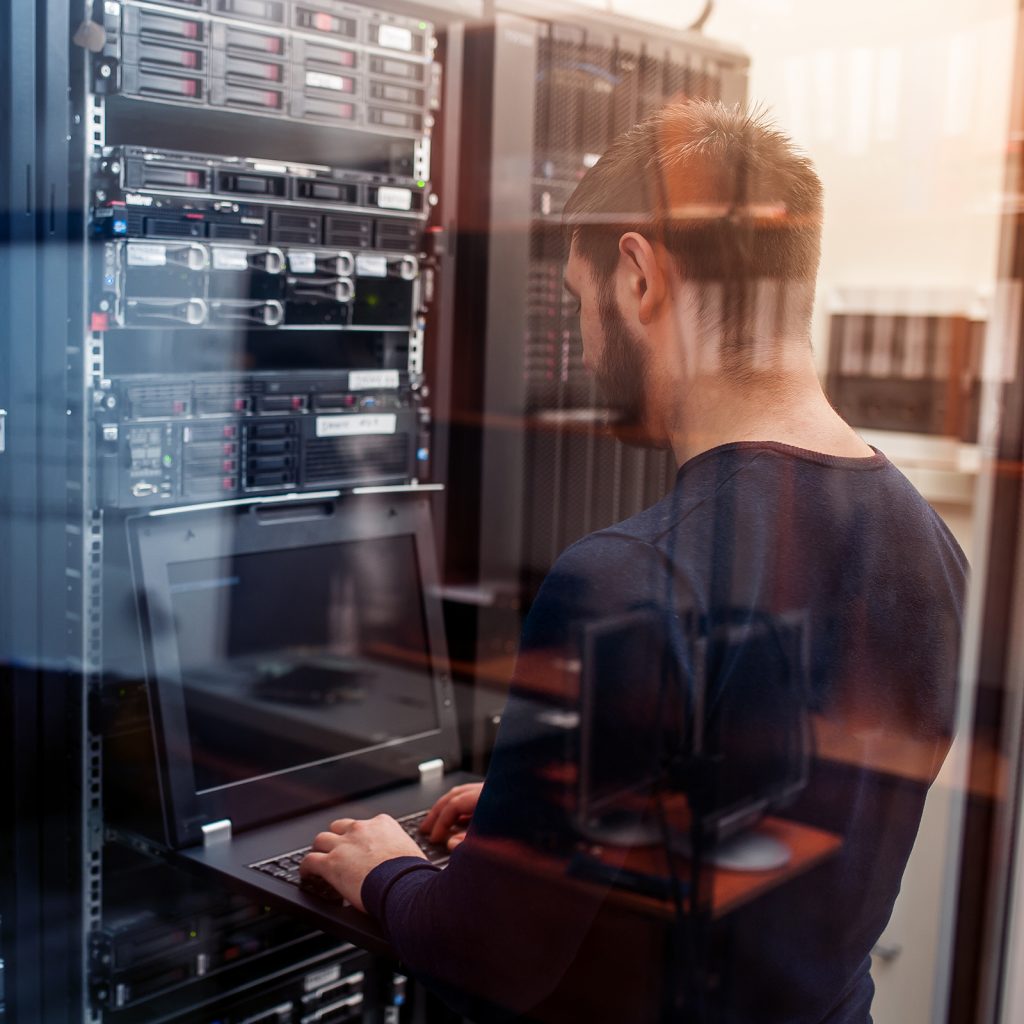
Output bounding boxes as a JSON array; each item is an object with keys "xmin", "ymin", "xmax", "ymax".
[
  {"xmin": 126, "ymin": 384, "xmax": 191, "ymax": 419},
  {"xmin": 324, "ymin": 214, "xmax": 372, "ymax": 248},
  {"xmin": 304, "ymin": 435, "xmax": 409, "ymax": 484},
  {"xmin": 208, "ymin": 223, "xmax": 265, "ymax": 242},
  {"xmin": 144, "ymin": 217, "xmax": 205, "ymax": 239},
  {"xmin": 269, "ymin": 211, "xmax": 321, "ymax": 245},
  {"xmin": 375, "ymin": 219, "xmax": 421, "ymax": 252}
]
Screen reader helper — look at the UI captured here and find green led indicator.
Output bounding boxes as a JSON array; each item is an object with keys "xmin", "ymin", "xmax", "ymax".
[
  {"xmin": 189, "ymin": 930, "xmax": 197, "ymax": 939},
  {"xmin": 162, "ymin": 454, "xmax": 173, "ymax": 467},
  {"xmin": 418, "ymin": 21, "xmax": 427, "ymax": 29},
  {"xmin": 417, "ymin": 179, "xmax": 426, "ymax": 188}
]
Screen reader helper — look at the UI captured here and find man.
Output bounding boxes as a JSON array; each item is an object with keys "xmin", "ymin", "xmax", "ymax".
[{"xmin": 300, "ymin": 102, "xmax": 966, "ymax": 1022}]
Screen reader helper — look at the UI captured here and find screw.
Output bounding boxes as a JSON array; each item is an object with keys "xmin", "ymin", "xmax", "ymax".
[{"xmin": 99, "ymin": 63, "xmax": 112, "ymax": 79}]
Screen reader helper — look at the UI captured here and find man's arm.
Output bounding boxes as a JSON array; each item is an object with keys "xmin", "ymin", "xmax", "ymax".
[{"xmin": 302, "ymin": 532, "xmax": 690, "ymax": 1016}]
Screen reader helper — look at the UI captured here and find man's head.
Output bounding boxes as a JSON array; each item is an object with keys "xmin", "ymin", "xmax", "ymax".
[{"xmin": 562, "ymin": 101, "xmax": 824, "ymax": 447}]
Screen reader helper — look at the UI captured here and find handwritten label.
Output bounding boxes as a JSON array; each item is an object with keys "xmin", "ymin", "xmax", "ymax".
[
  {"xmin": 306, "ymin": 70, "xmax": 348, "ymax": 92},
  {"xmin": 211, "ymin": 248, "xmax": 249, "ymax": 271},
  {"xmin": 355, "ymin": 253, "xmax": 388, "ymax": 278},
  {"xmin": 288, "ymin": 251, "xmax": 317, "ymax": 274},
  {"xmin": 377, "ymin": 186, "xmax": 412, "ymax": 211},
  {"xmin": 349, "ymin": 370, "xmax": 400, "ymax": 390},
  {"xmin": 378, "ymin": 24, "xmax": 413, "ymax": 51},
  {"xmin": 316, "ymin": 414, "xmax": 397, "ymax": 437},
  {"xmin": 126, "ymin": 243, "xmax": 167, "ymax": 267}
]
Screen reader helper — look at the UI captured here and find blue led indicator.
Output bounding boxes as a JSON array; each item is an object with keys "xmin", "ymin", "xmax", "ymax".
[
  {"xmin": 113, "ymin": 219, "xmax": 128, "ymax": 235},
  {"xmin": 416, "ymin": 448, "xmax": 429, "ymax": 462},
  {"xmin": 104, "ymin": 275, "xmax": 115, "ymax": 287}
]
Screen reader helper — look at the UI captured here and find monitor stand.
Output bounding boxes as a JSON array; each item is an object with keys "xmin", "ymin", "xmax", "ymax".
[
  {"xmin": 577, "ymin": 809, "xmax": 663, "ymax": 847},
  {"xmin": 672, "ymin": 830, "xmax": 791, "ymax": 872},
  {"xmin": 577, "ymin": 815, "xmax": 791, "ymax": 872}
]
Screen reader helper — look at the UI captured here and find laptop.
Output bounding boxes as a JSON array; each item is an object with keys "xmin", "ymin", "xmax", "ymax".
[{"xmin": 128, "ymin": 491, "xmax": 478, "ymax": 951}]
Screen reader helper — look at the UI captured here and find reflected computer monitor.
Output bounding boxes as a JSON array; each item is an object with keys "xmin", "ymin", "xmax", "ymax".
[{"xmin": 577, "ymin": 609, "xmax": 811, "ymax": 871}]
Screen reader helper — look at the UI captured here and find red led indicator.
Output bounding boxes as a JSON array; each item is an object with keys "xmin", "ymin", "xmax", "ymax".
[
  {"xmin": 182, "ymin": 80, "xmax": 198, "ymax": 97},
  {"xmin": 173, "ymin": 400, "xmax": 187, "ymax": 413},
  {"xmin": 313, "ymin": 12, "xmax": 336, "ymax": 32},
  {"xmin": 233, "ymin": 398, "xmax": 246, "ymax": 411},
  {"xmin": 291, "ymin": 396, "xmax": 303, "ymax": 409},
  {"xmin": 90, "ymin": 312, "xmax": 109, "ymax": 332},
  {"xmin": 264, "ymin": 92, "xmax": 282, "ymax": 107},
  {"xmin": 222, "ymin": 477, "xmax": 235, "ymax": 490},
  {"xmin": 184, "ymin": 212, "xmax": 204, "ymax": 220},
  {"xmin": 184, "ymin": 23, "xmax": 198, "ymax": 39},
  {"xmin": 266, "ymin": 38, "xmax": 282, "ymax": 54},
  {"xmin": 182, "ymin": 52, "xmax": 197, "ymax": 68},
  {"xmin": 223, "ymin": 426, "xmax": 237, "ymax": 438}
]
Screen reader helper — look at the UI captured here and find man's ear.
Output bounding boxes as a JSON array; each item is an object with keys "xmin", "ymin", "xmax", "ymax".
[{"xmin": 618, "ymin": 233, "xmax": 668, "ymax": 325}]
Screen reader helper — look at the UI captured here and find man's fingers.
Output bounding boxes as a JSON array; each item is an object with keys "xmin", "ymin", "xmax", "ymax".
[
  {"xmin": 300, "ymin": 850, "xmax": 329, "ymax": 876},
  {"xmin": 447, "ymin": 831, "xmax": 467, "ymax": 851},
  {"xmin": 420, "ymin": 784, "xmax": 474, "ymax": 833},
  {"xmin": 312, "ymin": 831, "xmax": 343, "ymax": 853},
  {"xmin": 330, "ymin": 818, "xmax": 356, "ymax": 835},
  {"xmin": 429, "ymin": 792, "xmax": 478, "ymax": 844}
]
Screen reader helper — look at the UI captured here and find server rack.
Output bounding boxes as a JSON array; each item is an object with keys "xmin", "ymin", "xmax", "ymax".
[
  {"xmin": 1, "ymin": 0, "xmax": 472, "ymax": 1020},
  {"xmin": 443, "ymin": 1, "xmax": 748, "ymax": 696}
]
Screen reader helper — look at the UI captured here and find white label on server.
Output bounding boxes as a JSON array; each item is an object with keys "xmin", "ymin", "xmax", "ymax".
[
  {"xmin": 306, "ymin": 70, "xmax": 346, "ymax": 92},
  {"xmin": 289, "ymin": 251, "xmax": 317, "ymax": 274},
  {"xmin": 355, "ymin": 253, "xmax": 388, "ymax": 278},
  {"xmin": 378, "ymin": 24, "xmax": 413, "ymax": 51},
  {"xmin": 304, "ymin": 965, "xmax": 342, "ymax": 993},
  {"xmin": 349, "ymin": 369, "xmax": 400, "ymax": 390},
  {"xmin": 316, "ymin": 413, "xmax": 397, "ymax": 437},
  {"xmin": 127, "ymin": 243, "xmax": 167, "ymax": 267},
  {"xmin": 212, "ymin": 248, "xmax": 249, "ymax": 271},
  {"xmin": 377, "ymin": 186, "xmax": 412, "ymax": 211}
]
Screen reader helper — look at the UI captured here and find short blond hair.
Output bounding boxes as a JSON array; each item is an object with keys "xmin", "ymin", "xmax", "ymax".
[{"xmin": 563, "ymin": 101, "xmax": 824, "ymax": 354}]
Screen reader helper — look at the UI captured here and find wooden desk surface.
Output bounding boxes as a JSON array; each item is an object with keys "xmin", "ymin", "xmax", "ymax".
[{"xmin": 472, "ymin": 816, "xmax": 841, "ymax": 923}]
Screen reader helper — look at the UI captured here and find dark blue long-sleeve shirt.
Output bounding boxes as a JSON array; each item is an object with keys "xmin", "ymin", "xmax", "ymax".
[{"xmin": 363, "ymin": 442, "xmax": 967, "ymax": 1023}]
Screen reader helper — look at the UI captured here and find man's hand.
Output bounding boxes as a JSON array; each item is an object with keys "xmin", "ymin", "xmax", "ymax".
[
  {"xmin": 420, "ymin": 782, "xmax": 484, "ymax": 849},
  {"xmin": 300, "ymin": 815, "xmax": 426, "ymax": 912}
]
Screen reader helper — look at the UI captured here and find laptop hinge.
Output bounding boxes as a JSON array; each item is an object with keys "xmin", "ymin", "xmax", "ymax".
[
  {"xmin": 418, "ymin": 758, "xmax": 444, "ymax": 783},
  {"xmin": 201, "ymin": 819, "xmax": 232, "ymax": 846}
]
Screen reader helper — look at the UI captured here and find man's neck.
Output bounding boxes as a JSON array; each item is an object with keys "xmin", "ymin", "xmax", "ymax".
[{"xmin": 666, "ymin": 361, "xmax": 874, "ymax": 467}]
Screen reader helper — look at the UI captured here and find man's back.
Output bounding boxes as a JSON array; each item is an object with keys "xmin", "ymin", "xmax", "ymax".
[{"xmin": 363, "ymin": 441, "xmax": 966, "ymax": 1023}]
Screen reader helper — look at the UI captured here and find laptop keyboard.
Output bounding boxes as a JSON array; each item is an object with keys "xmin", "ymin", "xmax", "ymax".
[{"xmin": 249, "ymin": 811, "xmax": 450, "ymax": 903}]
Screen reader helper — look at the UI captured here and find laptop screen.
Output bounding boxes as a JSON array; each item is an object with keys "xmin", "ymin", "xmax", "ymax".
[{"xmin": 166, "ymin": 533, "xmax": 440, "ymax": 794}]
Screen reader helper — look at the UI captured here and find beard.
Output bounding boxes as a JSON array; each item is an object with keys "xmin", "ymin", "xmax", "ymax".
[{"xmin": 591, "ymin": 294, "xmax": 662, "ymax": 448}]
